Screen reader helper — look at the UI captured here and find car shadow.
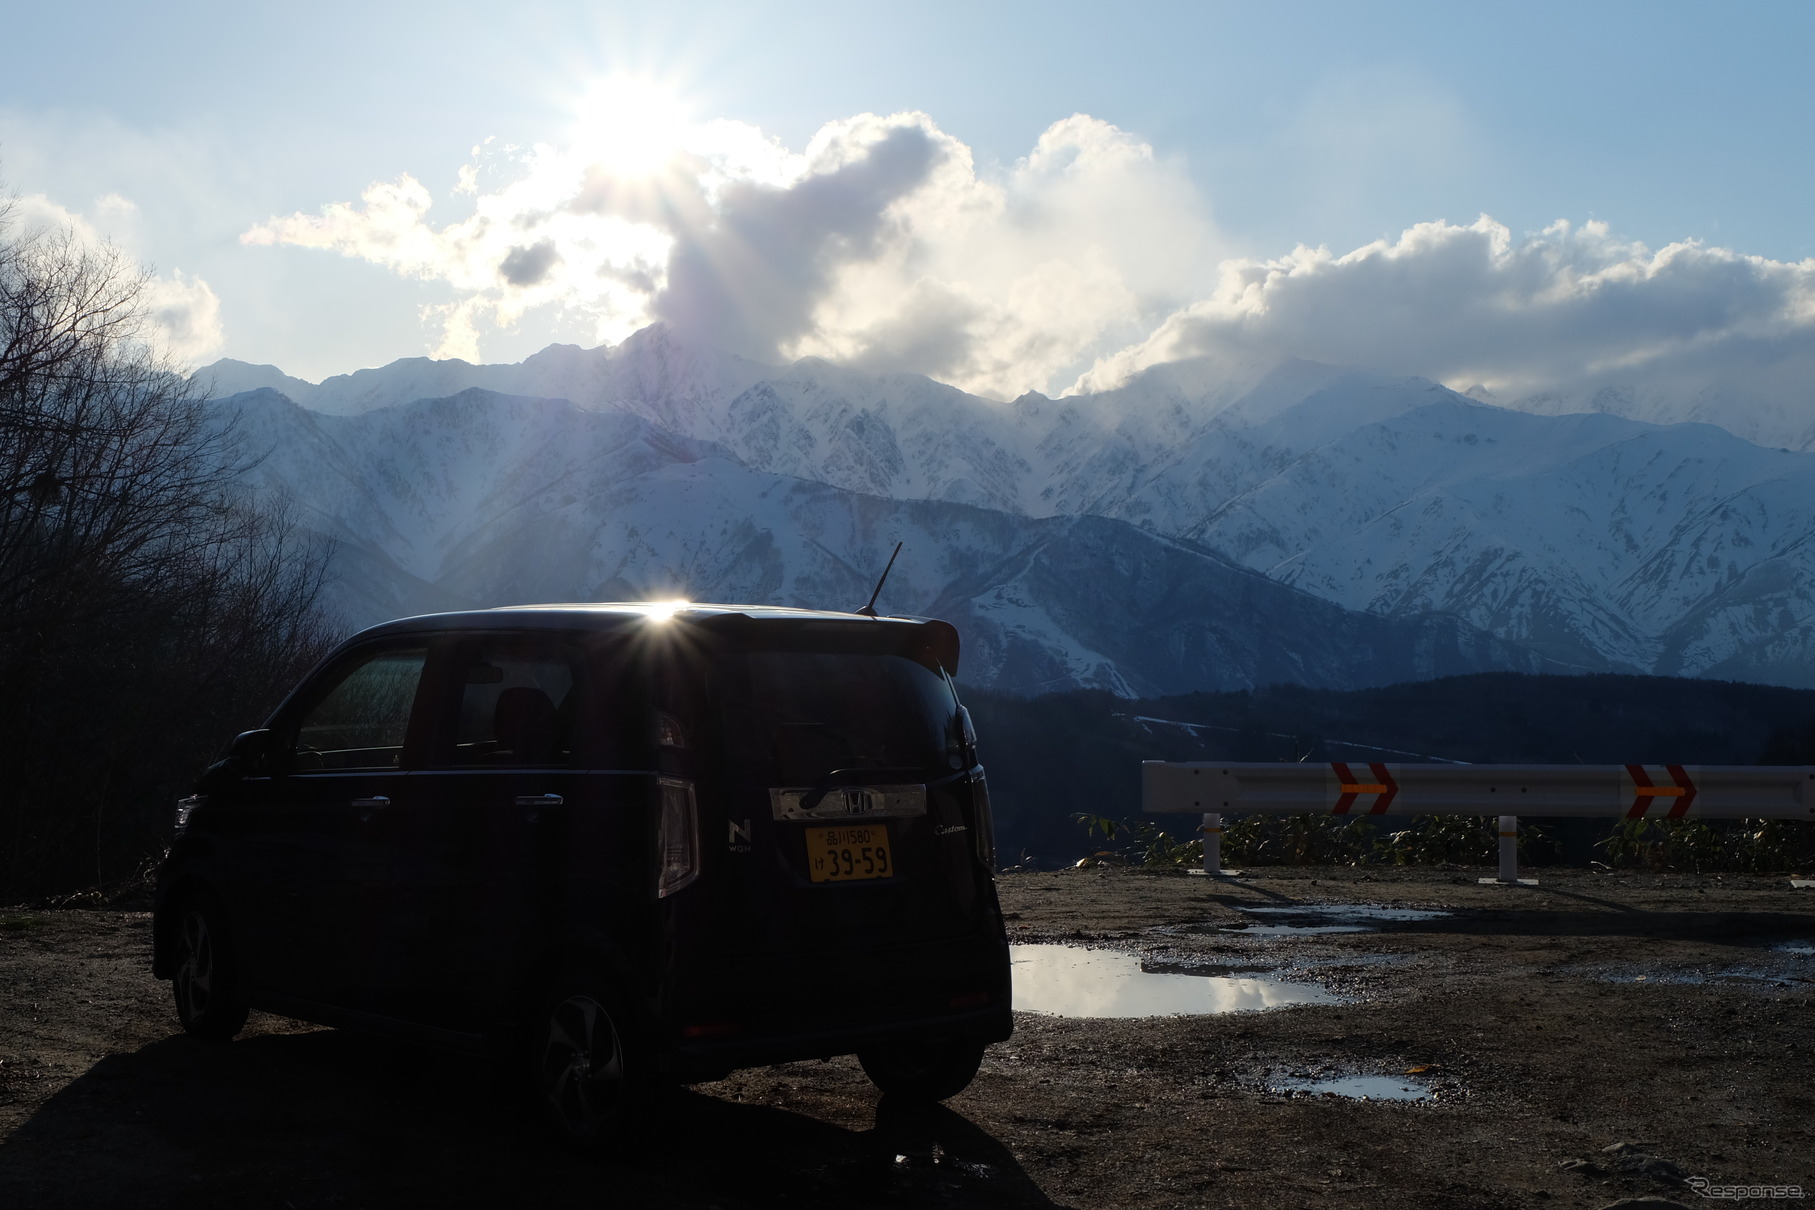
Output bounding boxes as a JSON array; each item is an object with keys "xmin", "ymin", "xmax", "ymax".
[{"xmin": 0, "ymin": 1028, "xmax": 1069, "ymax": 1210}]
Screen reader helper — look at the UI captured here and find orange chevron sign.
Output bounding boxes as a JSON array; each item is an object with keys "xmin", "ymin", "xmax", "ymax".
[
  {"xmin": 1625, "ymin": 764, "xmax": 1697, "ymax": 819},
  {"xmin": 1331, "ymin": 761, "xmax": 1398, "ymax": 815}
]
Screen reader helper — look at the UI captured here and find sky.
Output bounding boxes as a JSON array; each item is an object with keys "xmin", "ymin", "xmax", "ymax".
[{"xmin": 4, "ymin": 0, "xmax": 1814, "ymax": 408}]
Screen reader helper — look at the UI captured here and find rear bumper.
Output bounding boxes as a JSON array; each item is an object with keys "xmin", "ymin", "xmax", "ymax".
[
  {"xmin": 663, "ymin": 1002, "xmax": 1013, "ymax": 1079},
  {"xmin": 659, "ymin": 934, "xmax": 1012, "ymax": 1078}
]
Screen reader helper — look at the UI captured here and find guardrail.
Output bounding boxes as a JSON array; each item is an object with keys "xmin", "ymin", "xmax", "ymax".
[{"xmin": 1141, "ymin": 762, "xmax": 1815, "ymax": 884}]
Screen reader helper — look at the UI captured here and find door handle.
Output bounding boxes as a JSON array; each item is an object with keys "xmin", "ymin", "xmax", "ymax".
[
  {"xmin": 514, "ymin": 794, "xmax": 564, "ymax": 808},
  {"xmin": 352, "ymin": 796, "xmax": 390, "ymax": 816}
]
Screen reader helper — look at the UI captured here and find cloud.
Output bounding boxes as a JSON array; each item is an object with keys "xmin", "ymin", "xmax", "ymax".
[
  {"xmin": 238, "ymin": 106, "xmax": 1815, "ymax": 440},
  {"xmin": 793, "ymin": 114, "xmax": 1217, "ymax": 397},
  {"xmin": 241, "ymin": 111, "xmax": 1220, "ymax": 396},
  {"xmin": 8, "ymin": 191, "xmax": 224, "ymax": 365},
  {"xmin": 141, "ymin": 269, "xmax": 224, "ymax": 363},
  {"xmin": 1074, "ymin": 216, "xmax": 1815, "ymax": 442},
  {"xmin": 498, "ymin": 240, "xmax": 562, "ymax": 287},
  {"xmin": 651, "ymin": 117, "xmax": 946, "ymax": 359}
]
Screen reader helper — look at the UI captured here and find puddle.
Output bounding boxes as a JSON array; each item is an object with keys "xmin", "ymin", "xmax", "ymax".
[
  {"xmin": 1011, "ymin": 944, "xmax": 1343, "ymax": 1018},
  {"xmin": 1773, "ymin": 940, "xmax": 1815, "ymax": 956},
  {"xmin": 1223, "ymin": 904, "xmax": 1450, "ymax": 936},
  {"xmin": 1268, "ymin": 1074, "xmax": 1431, "ymax": 1101},
  {"xmin": 1592, "ymin": 964, "xmax": 1807, "ymax": 987},
  {"xmin": 1604, "ymin": 971, "xmax": 1707, "ymax": 985},
  {"xmin": 1228, "ymin": 921, "xmax": 1373, "ymax": 936}
]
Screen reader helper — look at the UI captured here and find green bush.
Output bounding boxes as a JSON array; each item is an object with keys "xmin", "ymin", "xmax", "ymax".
[
  {"xmin": 1222, "ymin": 814, "xmax": 1377, "ymax": 866},
  {"xmin": 1071, "ymin": 813, "xmax": 1203, "ymax": 868},
  {"xmin": 1598, "ymin": 817, "xmax": 1815, "ymax": 873}
]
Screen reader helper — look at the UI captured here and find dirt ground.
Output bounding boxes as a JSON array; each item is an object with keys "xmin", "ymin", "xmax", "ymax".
[{"xmin": 3, "ymin": 866, "xmax": 1812, "ymax": 1209}]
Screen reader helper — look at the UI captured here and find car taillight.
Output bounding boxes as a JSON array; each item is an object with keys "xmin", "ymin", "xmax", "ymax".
[
  {"xmin": 657, "ymin": 778, "xmax": 699, "ymax": 898},
  {"xmin": 972, "ymin": 773, "xmax": 995, "ymax": 869},
  {"xmin": 947, "ymin": 703, "xmax": 978, "ymax": 769}
]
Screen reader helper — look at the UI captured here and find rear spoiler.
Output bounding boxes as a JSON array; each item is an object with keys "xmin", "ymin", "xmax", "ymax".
[
  {"xmin": 911, "ymin": 618, "xmax": 960, "ymax": 677},
  {"xmin": 691, "ymin": 613, "xmax": 961, "ymax": 677}
]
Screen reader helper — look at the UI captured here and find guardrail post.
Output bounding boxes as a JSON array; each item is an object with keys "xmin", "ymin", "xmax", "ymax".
[
  {"xmin": 1479, "ymin": 815, "xmax": 1536, "ymax": 885},
  {"xmin": 1189, "ymin": 812, "xmax": 1240, "ymax": 877}
]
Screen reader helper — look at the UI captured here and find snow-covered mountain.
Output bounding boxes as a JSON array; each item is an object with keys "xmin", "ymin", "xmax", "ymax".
[
  {"xmin": 1167, "ymin": 402, "xmax": 1815, "ymax": 681},
  {"xmin": 202, "ymin": 330, "xmax": 1475, "ymax": 519},
  {"xmin": 1481, "ymin": 348, "xmax": 1815, "ymax": 455},
  {"xmin": 219, "ymin": 387, "xmax": 1552, "ymax": 695},
  {"xmin": 202, "ymin": 334, "xmax": 771, "ymax": 423},
  {"xmin": 198, "ymin": 323, "xmax": 1815, "ymax": 690}
]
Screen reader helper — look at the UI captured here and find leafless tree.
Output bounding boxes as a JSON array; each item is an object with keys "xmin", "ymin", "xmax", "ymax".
[{"xmin": 0, "ymin": 197, "xmax": 338, "ymax": 902}]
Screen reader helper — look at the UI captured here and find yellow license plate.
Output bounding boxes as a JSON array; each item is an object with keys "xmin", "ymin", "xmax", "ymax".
[{"xmin": 806, "ymin": 824, "xmax": 894, "ymax": 883}]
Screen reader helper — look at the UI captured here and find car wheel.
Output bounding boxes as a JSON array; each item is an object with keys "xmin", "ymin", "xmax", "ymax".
[
  {"xmin": 858, "ymin": 1037, "xmax": 986, "ymax": 1101},
  {"xmin": 531, "ymin": 985, "xmax": 659, "ymax": 1150},
  {"xmin": 171, "ymin": 893, "xmax": 249, "ymax": 1041}
]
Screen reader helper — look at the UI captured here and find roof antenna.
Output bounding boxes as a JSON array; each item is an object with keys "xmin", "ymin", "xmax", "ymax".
[{"xmin": 855, "ymin": 541, "xmax": 903, "ymax": 617}]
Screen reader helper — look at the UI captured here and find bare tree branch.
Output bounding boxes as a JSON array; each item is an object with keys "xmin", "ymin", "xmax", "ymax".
[{"xmin": 0, "ymin": 191, "xmax": 339, "ymax": 902}]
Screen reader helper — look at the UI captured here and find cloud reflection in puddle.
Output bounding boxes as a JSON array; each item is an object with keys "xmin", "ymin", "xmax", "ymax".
[
  {"xmin": 1011, "ymin": 944, "xmax": 1343, "ymax": 1018},
  {"xmin": 1268, "ymin": 1073, "xmax": 1431, "ymax": 1101},
  {"xmin": 1223, "ymin": 904, "xmax": 1451, "ymax": 937}
]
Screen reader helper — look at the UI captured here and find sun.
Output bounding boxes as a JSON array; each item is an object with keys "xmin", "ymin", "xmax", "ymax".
[{"xmin": 572, "ymin": 76, "xmax": 695, "ymax": 176}]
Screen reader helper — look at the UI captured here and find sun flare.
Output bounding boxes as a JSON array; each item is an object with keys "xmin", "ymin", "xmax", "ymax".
[
  {"xmin": 636, "ymin": 598, "xmax": 692, "ymax": 621},
  {"xmin": 572, "ymin": 77, "xmax": 695, "ymax": 176}
]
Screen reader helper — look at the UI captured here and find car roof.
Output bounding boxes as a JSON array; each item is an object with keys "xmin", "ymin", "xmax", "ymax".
[{"xmin": 352, "ymin": 602, "xmax": 934, "ymax": 641}]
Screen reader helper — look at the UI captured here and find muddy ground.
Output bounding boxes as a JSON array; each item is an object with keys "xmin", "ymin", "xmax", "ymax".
[{"xmin": 3, "ymin": 866, "xmax": 1812, "ymax": 1209}]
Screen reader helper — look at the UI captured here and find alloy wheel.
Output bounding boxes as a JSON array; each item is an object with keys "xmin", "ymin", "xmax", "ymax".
[
  {"xmin": 174, "ymin": 908, "xmax": 214, "ymax": 1025},
  {"xmin": 539, "ymin": 994, "xmax": 625, "ymax": 1138}
]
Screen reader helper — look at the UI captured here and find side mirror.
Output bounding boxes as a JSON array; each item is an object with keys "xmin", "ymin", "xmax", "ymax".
[
  {"xmin": 228, "ymin": 728, "xmax": 276, "ymax": 769},
  {"xmin": 199, "ymin": 729, "xmax": 276, "ymax": 788}
]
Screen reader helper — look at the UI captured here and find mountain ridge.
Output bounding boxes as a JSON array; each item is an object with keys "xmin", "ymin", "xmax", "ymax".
[
  {"xmin": 199, "ymin": 325, "xmax": 1815, "ymax": 690},
  {"xmin": 212, "ymin": 385, "xmax": 1565, "ymax": 695}
]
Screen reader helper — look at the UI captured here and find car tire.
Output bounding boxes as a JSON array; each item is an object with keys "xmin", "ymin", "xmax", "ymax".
[
  {"xmin": 858, "ymin": 1037, "xmax": 986, "ymax": 1101},
  {"xmin": 530, "ymin": 983, "xmax": 661, "ymax": 1151},
  {"xmin": 170, "ymin": 891, "xmax": 249, "ymax": 1042}
]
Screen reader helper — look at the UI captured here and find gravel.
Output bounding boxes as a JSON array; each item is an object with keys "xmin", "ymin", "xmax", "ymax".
[{"xmin": 2, "ymin": 865, "xmax": 1811, "ymax": 1208}]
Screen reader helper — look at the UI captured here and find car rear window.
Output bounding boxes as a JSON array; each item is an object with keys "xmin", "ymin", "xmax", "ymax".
[{"xmin": 712, "ymin": 628, "xmax": 961, "ymax": 785}]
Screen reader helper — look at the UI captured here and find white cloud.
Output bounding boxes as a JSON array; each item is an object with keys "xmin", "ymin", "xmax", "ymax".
[
  {"xmin": 241, "ymin": 111, "xmax": 1220, "ymax": 396},
  {"xmin": 243, "ymin": 147, "xmax": 679, "ymax": 361},
  {"xmin": 791, "ymin": 114, "xmax": 1217, "ymax": 397},
  {"xmin": 233, "ymin": 107, "xmax": 1815, "ymax": 443},
  {"xmin": 141, "ymin": 269, "xmax": 224, "ymax": 363},
  {"xmin": 1074, "ymin": 216, "xmax": 1815, "ymax": 442},
  {"xmin": 8, "ymin": 191, "xmax": 224, "ymax": 365}
]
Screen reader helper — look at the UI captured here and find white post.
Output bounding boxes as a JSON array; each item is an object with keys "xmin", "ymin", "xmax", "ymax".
[
  {"xmin": 1497, "ymin": 815, "xmax": 1518, "ymax": 883},
  {"xmin": 1202, "ymin": 812, "xmax": 1221, "ymax": 875}
]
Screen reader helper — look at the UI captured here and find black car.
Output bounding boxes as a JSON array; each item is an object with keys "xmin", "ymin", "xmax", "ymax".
[{"xmin": 152, "ymin": 603, "xmax": 1012, "ymax": 1147}]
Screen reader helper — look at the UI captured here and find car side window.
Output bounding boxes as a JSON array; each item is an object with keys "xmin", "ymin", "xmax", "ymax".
[
  {"xmin": 441, "ymin": 640, "xmax": 587, "ymax": 767},
  {"xmin": 290, "ymin": 646, "xmax": 429, "ymax": 771}
]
